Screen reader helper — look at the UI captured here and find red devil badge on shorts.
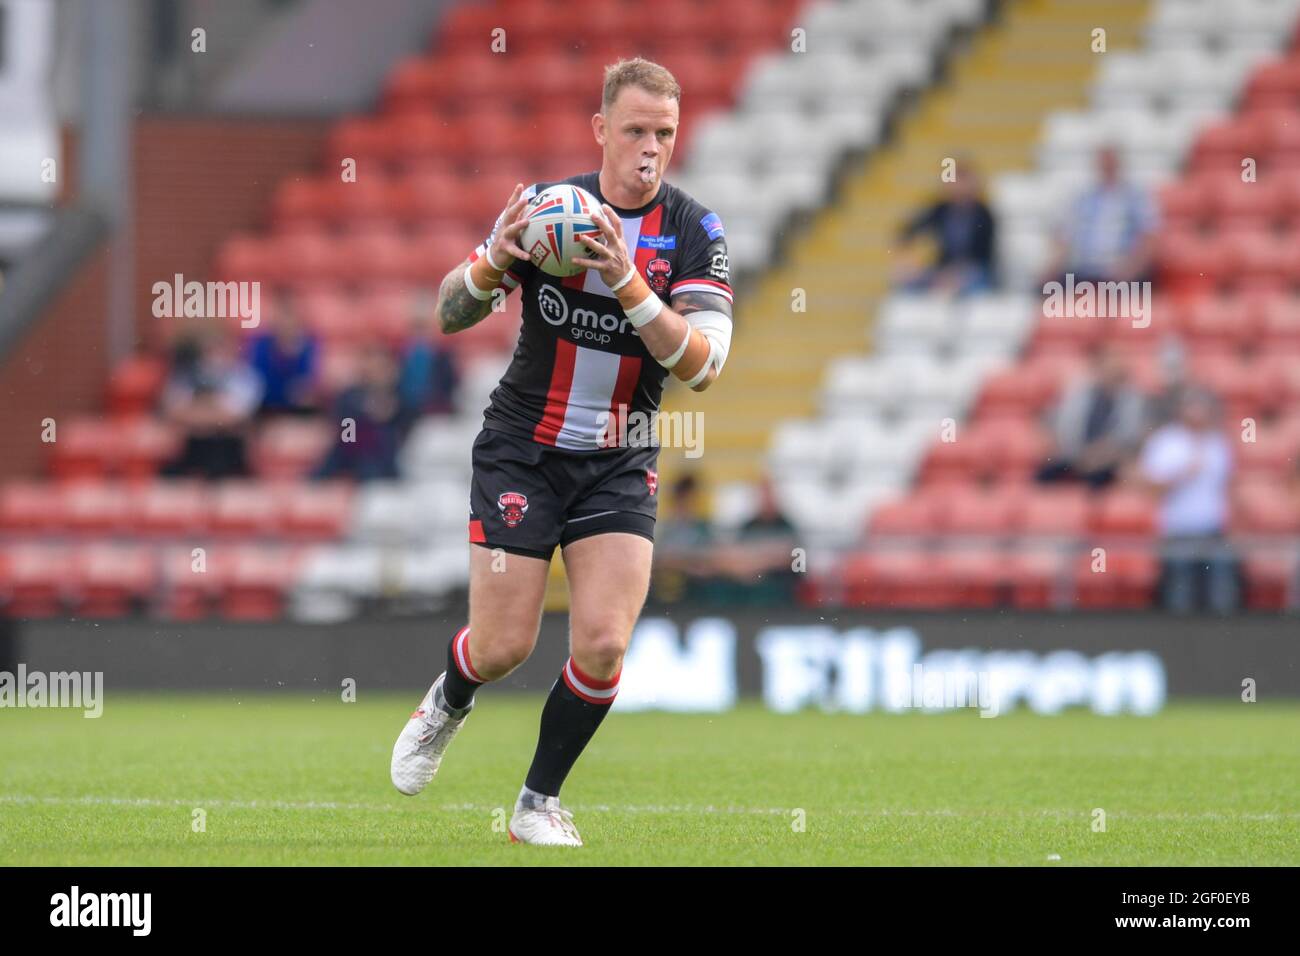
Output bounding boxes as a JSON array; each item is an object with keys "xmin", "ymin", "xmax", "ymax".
[
  {"xmin": 646, "ymin": 258, "xmax": 672, "ymax": 295},
  {"xmin": 497, "ymin": 492, "xmax": 529, "ymax": 528},
  {"xmin": 645, "ymin": 469, "xmax": 658, "ymax": 496}
]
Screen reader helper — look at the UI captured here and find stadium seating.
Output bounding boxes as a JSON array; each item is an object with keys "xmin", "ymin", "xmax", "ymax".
[{"xmin": 770, "ymin": 0, "xmax": 1300, "ymax": 609}]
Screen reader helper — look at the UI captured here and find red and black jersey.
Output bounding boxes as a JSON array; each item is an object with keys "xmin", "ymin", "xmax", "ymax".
[{"xmin": 468, "ymin": 171, "xmax": 732, "ymax": 452}]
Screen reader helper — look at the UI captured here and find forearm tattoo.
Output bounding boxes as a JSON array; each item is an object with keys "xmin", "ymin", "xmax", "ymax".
[{"xmin": 437, "ymin": 261, "xmax": 494, "ymax": 334}]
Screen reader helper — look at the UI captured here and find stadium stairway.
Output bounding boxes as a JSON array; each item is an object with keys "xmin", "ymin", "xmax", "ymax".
[{"xmin": 658, "ymin": 0, "xmax": 1149, "ymax": 503}]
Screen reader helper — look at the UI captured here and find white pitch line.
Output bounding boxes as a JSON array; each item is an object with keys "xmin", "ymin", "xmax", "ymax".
[{"xmin": 0, "ymin": 795, "xmax": 1295, "ymax": 821}]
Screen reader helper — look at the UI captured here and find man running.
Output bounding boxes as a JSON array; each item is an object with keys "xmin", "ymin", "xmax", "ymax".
[{"xmin": 390, "ymin": 58, "xmax": 734, "ymax": 846}]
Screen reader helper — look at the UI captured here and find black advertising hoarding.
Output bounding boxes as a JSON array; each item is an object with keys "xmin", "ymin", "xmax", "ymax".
[{"xmin": 11, "ymin": 610, "xmax": 1297, "ymax": 712}]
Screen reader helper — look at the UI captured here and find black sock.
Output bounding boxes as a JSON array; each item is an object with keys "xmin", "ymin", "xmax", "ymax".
[
  {"xmin": 524, "ymin": 658, "xmax": 619, "ymax": 797},
  {"xmin": 441, "ymin": 625, "xmax": 482, "ymax": 711}
]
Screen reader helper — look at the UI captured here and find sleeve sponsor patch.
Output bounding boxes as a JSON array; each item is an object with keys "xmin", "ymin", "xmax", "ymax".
[{"xmin": 700, "ymin": 212, "xmax": 725, "ymax": 241}]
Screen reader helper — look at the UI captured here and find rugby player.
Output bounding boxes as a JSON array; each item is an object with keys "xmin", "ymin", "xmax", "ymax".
[{"xmin": 390, "ymin": 58, "xmax": 733, "ymax": 846}]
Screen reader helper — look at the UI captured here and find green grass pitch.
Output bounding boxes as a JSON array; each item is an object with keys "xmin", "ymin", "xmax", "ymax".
[{"xmin": 1, "ymin": 694, "xmax": 1296, "ymax": 865}]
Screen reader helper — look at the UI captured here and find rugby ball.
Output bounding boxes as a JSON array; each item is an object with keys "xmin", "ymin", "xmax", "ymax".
[{"xmin": 519, "ymin": 184, "xmax": 603, "ymax": 277}]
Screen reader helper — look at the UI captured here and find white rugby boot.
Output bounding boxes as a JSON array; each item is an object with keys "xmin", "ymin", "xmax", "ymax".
[
  {"xmin": 390, "ymin": 673, "xmax": 471, "ymax": 796},
  {"xmin": 508, "ymin": 794, "xmax": 584, "ymax": 847}
]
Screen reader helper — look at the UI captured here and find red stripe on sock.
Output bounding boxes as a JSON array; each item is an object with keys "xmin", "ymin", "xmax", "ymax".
[
  {"xmin": 567, "ymin": 656, "xmax": 620, "ymax": 690},
  {"xmin": 453, "ymin": 626, "xmax": 484, "ymax": 683},
  {"xmin": 562, "ymin": 666, "xmax": 618, "ymax": 705}
]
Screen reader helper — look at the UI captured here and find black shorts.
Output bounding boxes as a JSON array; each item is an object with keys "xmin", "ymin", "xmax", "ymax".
[{"xmin": 468, "ymin": 426, "xmax": 659, "ymax": 559}]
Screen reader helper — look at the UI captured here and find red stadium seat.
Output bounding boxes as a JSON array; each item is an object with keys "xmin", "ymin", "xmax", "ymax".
[
  {"xmin": 281, "ymin": 482, "xmax": 353, "ymax": 540},
  {"xmin": 383, "ymin": 56, "xmax": 457, "ymax": 113},
  {"xmin": 1242, "ymin": 550, "xmax": 1297, "ymax": 609},
  {"xmin": 61, "ymin": 481, "xmax": 131, "ymax": 534},
  {"xmin": 940, "ymin": 548, "xmax": 1007, "ymax": 606},
  {"xmin": 1183, "ymin": 294, "xmax": 1259, "ymax": 349},
  {"xmin": 211, "ymin": 482, "xmax": 283, "ymax": 537},
  {"xmin": 0, "ymin": 482, "xmax": 64, "ymax": 533},
  {"xmin": 943, "ymin": 486, "xmax": 1021, "ymax": 535},
  {"xmin": 1072, "ymin": 547, "xmax": 1158, "ymax": 609},
  {"xmin": 106, "ymin": 355, "xmax": 167, "ymax": 416},
  {"xmin": 1090, "ymin": 488, "xmax": 1157, "ymax": 536},
  {"xmin": 0, "ymin": 543, "xmax": 72, "ymax": 618},
  {"xmin": 1019, "ymin": 487, "xmax": 1091, "ymax": 537},
  {"xmin": 49, "ymin": 418, "xmax": 119, "ymax": 480},
  {"xmin": 842, "ymin": 549, "xmax": 951, "ymax": 608},
  {"xmin": 131, "ymin": 481, "xmax": 211, "ymax": 537},
  {"xmin": 1159, "ymin": 177, "xmax": 1213, "ymax": 230},
  {"xmin": 1231, "ymin": 477, "xmax": 1300, "ymax": 533},
  {"xmin": 250, "ymin": 420, "xmax": 334, "ymax": 481},
  {"xmin": 869, "ymin": 493, "xmax": 943, "ymax": 536},
  {"xmin": 1191, "ymin": 119, "xmax": 1265, "ymax": 172},
  {"xmin": 1215, "ymin": 176, "xmax": 1291, "ymax": 229},
  {"xmin": 220, "ymin": 545, "xmax": 302, "ymax": 620},
  {"xmin": 1235, "ymin": 425, "xmax": 1300, "ymax": 475},
  {"xmin": 119, "ymin": 417, "xmax": 180, "ymax": 479},
  {"xmin": 74, "ymin": 543, "xmax": 157, "ymax": 618},
  {"xmin": 1243, "ymin": 59, "xmax": 1300, "ymax": 111},
  {"xmin": 1006, "ymin": 546, "xmax": 1066, "ymax": 609},
  {"xmin": 159, "ymin": 544, "xmax": 227, "ymax": 620}
]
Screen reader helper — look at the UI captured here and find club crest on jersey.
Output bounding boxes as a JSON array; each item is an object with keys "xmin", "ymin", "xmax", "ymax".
[
  {"xmin": 645, "ymin": 468, "xmax": 658, "ymax": 495},
  {"xmin": 497, "ymin": 492, "xmax": 529, "ymax": 528},
  {"xmin": 645, "ymin": 258, "xmax": 672, "ymax": 295}
]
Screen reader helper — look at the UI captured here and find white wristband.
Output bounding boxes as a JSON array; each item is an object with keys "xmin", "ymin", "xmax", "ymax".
[
  {"xmin": 463, "ymin": 266, "xmax": 493, "ymax": 301},
  {"xmin": 623, "ymin": 289, "xmax": 663, "ymax": 328},
  {"xmin": 659, "ymin": 326, "xmax": 692, "ymax": 369},
  {"xmin": 485, "ymin": 246, "xmax": 508, "ymax": 272},
  {"xmin": 609, "ymin": 265, "xmax": 637, "ymax": 292}
]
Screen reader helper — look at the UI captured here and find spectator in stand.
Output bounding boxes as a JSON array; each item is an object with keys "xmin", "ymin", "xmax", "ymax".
[
  {"xmin": 711, "ymin": 474, "xmax": 800, "ymax": 605},
  {"xmin": 1146, "ymin": 337, "xmax": 1190, "ymax": 429},
  {"xmin": 1138, "ymin": 387, "xmax": 1239, "ymax": 614},
  {"xmin": 1043, "ymin": 144, "xmax": 1159, "ymax": 286},
  {"xmin": 894, "ymin": 158, "xmax": 997, "ymax": 296},
  {"xmin": 399, "ymin": 301, "xmax": 459, "ymax": 416},
  {"xmin": 160, "ymin": 330, "xmax": 262, "ymax": 479},
  {"xmin": 246, "ymin": 299, "xmax": 319, "ymax": 417},
  {"xmin": 1037, "ymin": 345, "xmax": 1147, "ymax": 489},
  {"xmin": 651, "ymin": 472, "xmax": 716, "ymax": 604},
  {"xmin": 314, "ymin": 343, "xmax": 411, "ymax": 482}
]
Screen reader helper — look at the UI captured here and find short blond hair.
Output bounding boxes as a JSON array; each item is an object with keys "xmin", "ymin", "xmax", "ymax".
[{"xmin": 601, "ymin": 58, "xmax": 681, "ymax": 112}]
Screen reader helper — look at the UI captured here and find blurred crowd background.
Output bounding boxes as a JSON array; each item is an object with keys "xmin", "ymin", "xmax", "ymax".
[{"xmin": 0, "ymin": 0, "xmax": 1298, "ymax": 621}]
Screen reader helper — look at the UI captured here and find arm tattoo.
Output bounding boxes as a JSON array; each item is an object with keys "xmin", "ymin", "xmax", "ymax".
[
  {"xmin": 670, "ymin": 290, "xmax": 733, "ymax": 320},
  {"xmin": 436, "ymin": 258, "xmax": 495, "ymax": 334}
]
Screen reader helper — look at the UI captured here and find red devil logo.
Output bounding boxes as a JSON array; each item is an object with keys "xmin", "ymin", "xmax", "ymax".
[
  {"xmin": 646, "ymin": 258, "xmax": 672, "ymax": 295},
  {"xmin": 497, "ymin": 492, "xmax": 529, "ymax": 528},
  {"xmin": 645, "ymin": 469, "xmax": 658, "ymax": 496}
]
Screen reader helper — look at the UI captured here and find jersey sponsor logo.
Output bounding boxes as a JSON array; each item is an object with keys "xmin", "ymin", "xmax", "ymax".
[
  {"xmin": 709, "ymin": 250, "xmax": 730, "ymax": 283},
  {"xmin": 536, "ymin": 283, "xmax": 641, "ymax": 343},
  {"xmin": 638, "ymin": 234, "xmax": 677, "ymax": 250},
  {"xmin": 645, "ymin": 468, "xmax": 658, "ymax": 495},
  {"xmin": 538, "ymin": 284, "xmax": 569, "ymax": 325},
  {"xmin": 700, "ymin": 212, "xmax": 725, "ymax": 240},
  {"xmin": 646, "ymin": 257, "xmax": 672, "ymax": 294},
  {"xmin": 497, "ymin": 492, "xmax": 529, "ymax": 528}
]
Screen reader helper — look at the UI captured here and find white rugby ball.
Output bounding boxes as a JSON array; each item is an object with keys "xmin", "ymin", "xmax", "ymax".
[{"xmin": 519, "ymin": 184, "xmax": 603, "ymax": 277}]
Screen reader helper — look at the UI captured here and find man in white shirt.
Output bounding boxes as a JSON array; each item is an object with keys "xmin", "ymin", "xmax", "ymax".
[{"xmin": 1138, "ymin": 389, "xmax": 1239, "ymax": 612}]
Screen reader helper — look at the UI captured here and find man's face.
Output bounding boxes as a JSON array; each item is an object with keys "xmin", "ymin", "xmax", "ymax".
[{"xmin": 594, "ymin": 86, "xmax": 679, "ymax": 195}]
